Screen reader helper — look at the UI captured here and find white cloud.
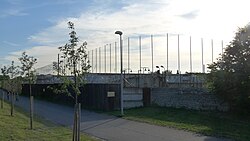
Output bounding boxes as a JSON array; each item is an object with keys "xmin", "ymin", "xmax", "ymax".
[
  {"xmin": 3, "ymin": 41, "xmax": 20, "ymax": 47},
  {"xmin": 0, "ymin": 8, "xmax": 28, "ymax": 18},
  {"xmin": 5, "ymin": 46, "xmax": 60, "ymax": 68},
  {"xmin": 6, "ymin": 0, "xmax": 250, "ymax": 73},
  {"xmin": 179, "ymin": 10, "xmax": 199, "ymax": 20},
  {"xmin": 28, "ymin": 25, "xmax": 68, "ymax": 46}
]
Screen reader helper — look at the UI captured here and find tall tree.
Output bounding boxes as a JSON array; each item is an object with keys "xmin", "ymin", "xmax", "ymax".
[
  {"xmin": 19, "ymin": 52, "xmax": 37, "ymax": 129},
  {"xmin": 208, "ymin": 24, "xmax": 250, "ymax": 112}
]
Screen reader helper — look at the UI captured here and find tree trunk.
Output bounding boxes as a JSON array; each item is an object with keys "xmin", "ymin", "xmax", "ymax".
[
  {"xmin": 73, "ymin": 62, "xmax": 77, "ymax": 104},
  {"xmin": 30, "ymin": 95, "xmax": 33, "ymax": 129},
  {"xmin": 1, "ymin": 91, "xmax": 3, "ymax": 109},
  {"xmin": 29, "ymin": 70, "xmax": 34, "ymax": 130},
  {"xmin": 11, "ymin": 92, "xmax": 14, "ymax": 116},
  {"xmin": 78, "ymin": 103, "xmax": 81, "ymax": 141},
  {"xmin": 72, "ymin": 60, "xmax": 81, "ymax": 141},
  {"xmin": 72, "ymin": 103, "xmax": 79, "ymax": 141}
]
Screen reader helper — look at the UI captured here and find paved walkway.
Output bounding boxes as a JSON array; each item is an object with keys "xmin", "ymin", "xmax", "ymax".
[{"xmin": 1, "ymin": 92, "xmax": 232, "ymax": 141}]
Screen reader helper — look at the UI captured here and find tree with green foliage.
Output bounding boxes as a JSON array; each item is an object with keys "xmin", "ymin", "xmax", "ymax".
[
  {"xmin": 19, "ymin": 52, "xmax": 37, "ymax": 129},
  {"xmin": 0, "ymin": 61, "xmax": 21, "ymax": 116},
  {"xmin": 208, "ymin": 24, "xmax": 250, "ymax": 112},
  {"xmin": 57, "ymin": 21, "xmax": 90, "ymax": 141},
  {"xmin": 58, "ymin": 21, "xmax": 90, "ymax": 100},
  {"xmin": 6, "ymin": 61, "xmax": 20, "ymax": 116},
  {"xmin": 0, "ymin": 67, "xmax": 9, "ymax": 91},
  {"xmin": 0, "ymin": 66, "xmax": 9, "ymax": 109}
]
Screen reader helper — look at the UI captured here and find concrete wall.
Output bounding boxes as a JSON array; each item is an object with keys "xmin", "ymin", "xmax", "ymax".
[
  {"xmin": 151, "ymin": 88, "xmax": 229, "ymax": 111},
  {"xmin": 124, "ymin": 73, "xmax": 205, "ymax": 88},
  {"xmin": 29, "ymin": 74, "xmax": 228, "ymax": 111},
  {"xmin": 33, "ymin": 73, "xmax": 205, "ymax": 89},
  {"xmin": 32, "ymin": 73, "xmax": 121, "ymax": 84}
]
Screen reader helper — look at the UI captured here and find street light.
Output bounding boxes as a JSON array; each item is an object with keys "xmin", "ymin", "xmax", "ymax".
[
  {"xmin": 115, "ymin": 30, "xmax": 124, "ymax": 116},
  {"xmin": 138, "ymin": 69, "xmax": 141, "ymax": 88},
  {"xmin": 161, "ymin": 65, "xmax": 166, "ymax": 86},
  {"xmin": 156, "ymin": 66, "xmax": 160, "ymax": 73}
]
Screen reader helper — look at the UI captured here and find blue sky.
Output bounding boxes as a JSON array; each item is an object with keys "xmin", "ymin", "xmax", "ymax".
[
  {"xmin": 0, "ymin": 0, "xmax": 91, "ymax": 56},
  {"xmin": 0, "ymin": 0, "xmax": 126, "ymax": 66},
  {"xmin": 1, "ymin": 0, "xmax": 250, "ymax": 73}
]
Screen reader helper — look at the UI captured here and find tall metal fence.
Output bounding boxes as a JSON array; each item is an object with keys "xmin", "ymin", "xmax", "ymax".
[{"xmin": 88, "ymin": 34, "xmax": 226, "ymax": 74}]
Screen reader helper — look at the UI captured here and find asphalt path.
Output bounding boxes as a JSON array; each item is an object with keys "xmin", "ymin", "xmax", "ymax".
[{"xmin": 1, "ymin": 91, "xmax": 232, "ymax": 141}]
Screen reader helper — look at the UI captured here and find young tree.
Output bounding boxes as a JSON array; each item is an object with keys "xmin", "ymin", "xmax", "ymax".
[
  {"xmin": 58, "ymin": 21, "xmax": 90, "ymax": 141},
  {"xmin": 19, "ymin": 52, "xmax": 37, "ymax": 129},
  {"xmin": 0, "ymin": 66, "xmax": 9, "ymax": 109},
  {"xmin": 0, "ymin": 61, "xmax": 21, "ymax": 116},
  {"xmin": 208, "ymin": 24, "xmax": 250, "ymax": 112},
  {"xmin": 7, "ymin": 61, "xmax": 19, "ymax": 116}
]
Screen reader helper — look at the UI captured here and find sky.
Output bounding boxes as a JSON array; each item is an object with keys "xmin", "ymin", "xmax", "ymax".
[{"xmin": 0, "ymin": 0, "xmax": 250, "ymax": 73}]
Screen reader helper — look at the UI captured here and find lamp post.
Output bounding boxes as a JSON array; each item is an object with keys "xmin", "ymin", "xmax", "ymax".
[
  {"xmin": 138, "ymin": 69, "xmax": 141, "ymax": 87},
  {"xmin": 156, "ymin": 66, "xmax": 161, "ymax": 86},
  {"xmin": 156, "ymin": 66, "xmax": 160, "ymax": 73},
  {"xmin": 160, "ymin": 66, "xmax": 165, "ymax": 72},
  {"xmin": 161, "ymin": 65, "xmax": 166, "ymax": 86},
  {"xmin": 115, "ymin": 30, "xmax": 124, "ymax": 116}
]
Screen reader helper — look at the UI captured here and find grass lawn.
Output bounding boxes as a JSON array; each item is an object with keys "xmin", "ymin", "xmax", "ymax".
[
  {"xmin": 0, "ymin": 101, "xmax": 98, "ymax": 141},
  {"xmin": 109, "ymin": 106, "xmax": 250, "ymax": 141}
]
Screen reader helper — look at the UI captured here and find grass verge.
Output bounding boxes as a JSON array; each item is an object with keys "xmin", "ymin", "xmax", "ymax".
[
  {"xmin": 109, "ymin": 106, "xmax": 250, "ymax": 141},
  {"xmin": 0, "ymin": 101, "xmax": 98, "ymax": 141}
]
